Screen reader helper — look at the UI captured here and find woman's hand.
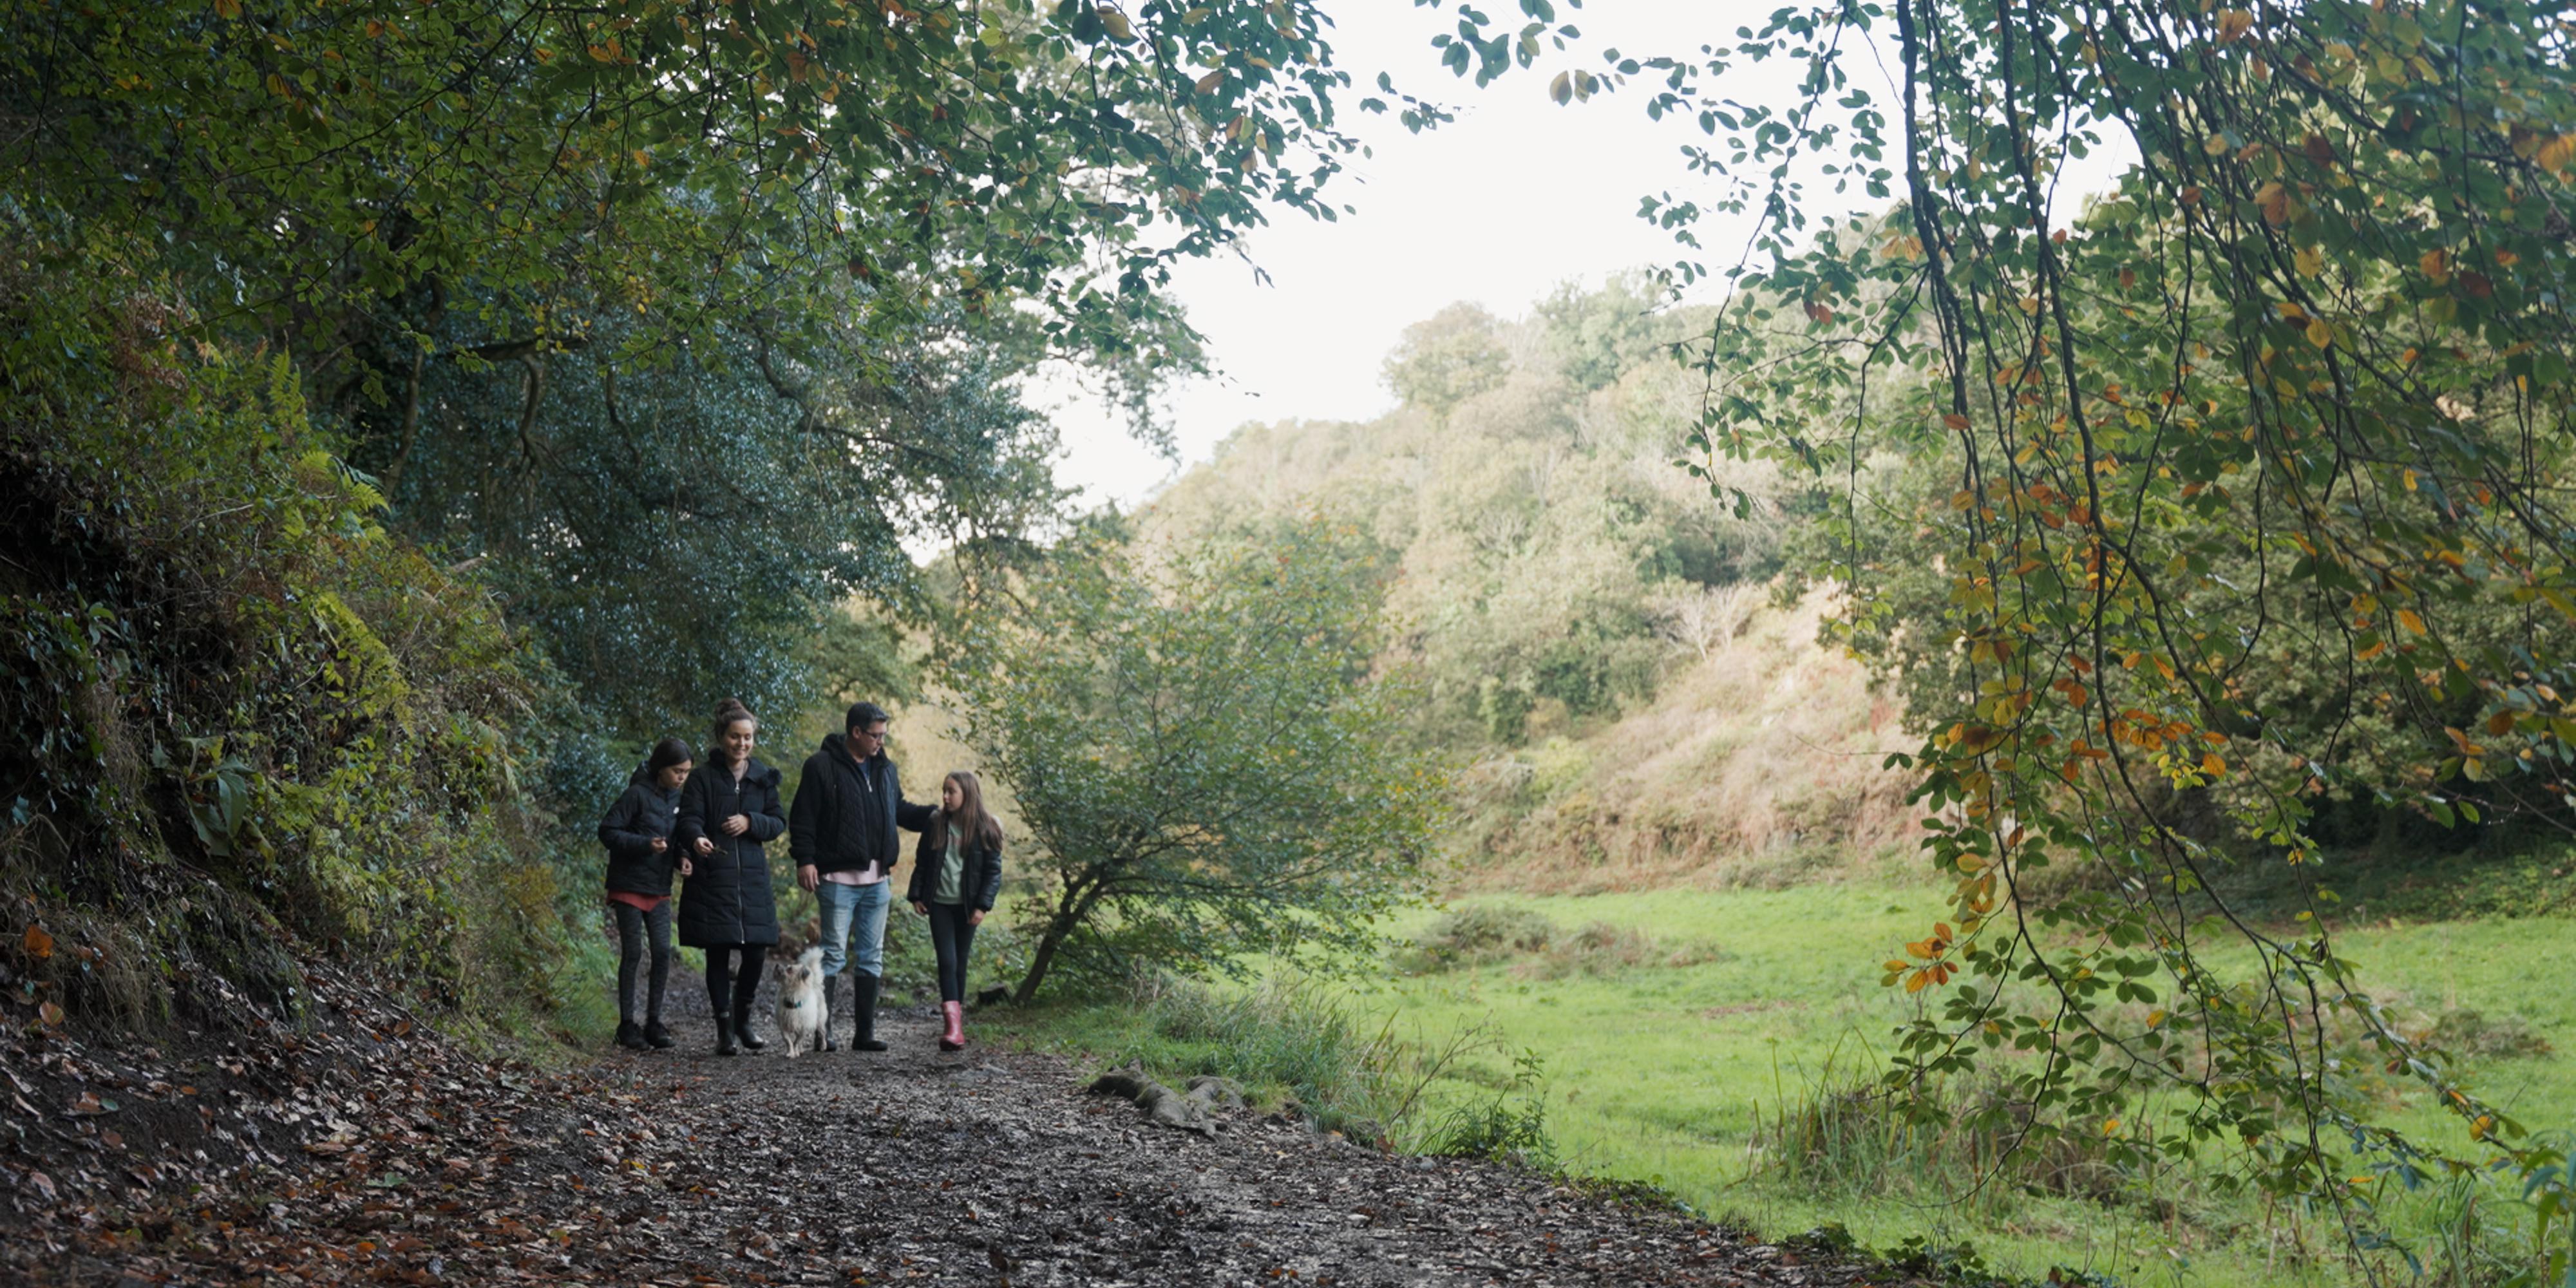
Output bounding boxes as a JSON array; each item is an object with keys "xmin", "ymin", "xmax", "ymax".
[
  {"xmin": 910, "ymin": 902, "xmax": 928, "ymax": 917},
  {"xmin": 648, "ymin": 837, "xmax": 667, "ymax": 854},
  {"xmin": 694, "ymin": 836, "xmax": 715, "ymax": 857},
  {"xmin": 968, "ymin": 908, "xmax": 985, "ymax": 927},
  {"xmin": 721, "ymin": 813, "xmax": 749, "ymax": 837}
]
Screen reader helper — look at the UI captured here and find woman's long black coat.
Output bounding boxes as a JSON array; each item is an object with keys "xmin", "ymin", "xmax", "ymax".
[{"xmin": 674, "ymin": 757, "xmax": 787, "ymax": 948}]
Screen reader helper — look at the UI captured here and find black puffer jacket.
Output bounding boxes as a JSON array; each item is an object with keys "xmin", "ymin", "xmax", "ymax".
[
  {"xmin": 904, "ymin": 813, "xmax": 1004, "ymax": 913},
  {"xmin": 789, "ymin": 734, "xmax": 935, "ymax": 878},
  {"xmin": 674, "ymin": 757, "xmax": 787, "ymax": 948},
  {"xmin": 597, "ymin": 764, "xmax": 683, "ymax": 897}
]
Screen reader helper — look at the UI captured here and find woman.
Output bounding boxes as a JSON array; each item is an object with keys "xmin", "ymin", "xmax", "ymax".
[
  {"xmin": 676, "ymin": 697, "xmax": 788, "ymax": 1056},
  {"xmin": 597, "ymin": 737, "xmax": 696, "ymax": 1050},
  {"xmin": 906, "ymin": 770, "xmax": 1004, "ymax": 1052}
]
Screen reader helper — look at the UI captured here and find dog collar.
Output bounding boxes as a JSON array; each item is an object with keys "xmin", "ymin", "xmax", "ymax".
[{"xmin": 782, "ymin": 999, "xmax": 804, "ymax": 1008}]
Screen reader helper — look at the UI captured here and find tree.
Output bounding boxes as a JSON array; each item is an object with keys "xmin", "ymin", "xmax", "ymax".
[
  {"xmin": 1435, "ymin": 0, "xmax": 2576, "ymax": 1265},
  {"xmin": 1383, "ymin": 303, "xmax": 1511, "ymax": 414},
  {"xmin": 0, "ymin": 0, "xmax": 1461, "ymax": 743},
  {"xmin": 956, "ymin": 519, "xmax": 1446, "ymax": 1003}
]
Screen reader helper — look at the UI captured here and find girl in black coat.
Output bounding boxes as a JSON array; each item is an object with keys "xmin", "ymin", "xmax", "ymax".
[
  {"xmin": 598, "ymin": 736, "xmax": 696, "ymax": 1050},
  {"xmin": 906, "ymin": 770, "xmax": 1005, "ymax": 1052},
  {"xmin": 676, "ymin": 697, "xmax": 789, "ymax": 1056}
]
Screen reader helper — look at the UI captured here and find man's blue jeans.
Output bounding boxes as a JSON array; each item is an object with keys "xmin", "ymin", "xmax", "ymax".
[{"xmin": 815, "ymin": 878, "xmax": 891, "ymax": 979}]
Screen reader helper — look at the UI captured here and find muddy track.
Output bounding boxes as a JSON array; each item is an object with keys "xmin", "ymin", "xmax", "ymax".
[{"xmin": 3, "ymin": 965, "xmax": 1887, "ymax": 1287}]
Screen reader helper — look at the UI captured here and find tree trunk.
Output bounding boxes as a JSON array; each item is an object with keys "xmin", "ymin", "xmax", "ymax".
[{"xmin": 1012, "ymin": 873, "xmax": 1106, "ymax": 1004}]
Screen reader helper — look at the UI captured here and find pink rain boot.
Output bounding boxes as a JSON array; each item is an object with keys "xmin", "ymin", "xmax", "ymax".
[{"xmin": 939, "ymin": 1000, "xmax": 965, "ymax": 1052}]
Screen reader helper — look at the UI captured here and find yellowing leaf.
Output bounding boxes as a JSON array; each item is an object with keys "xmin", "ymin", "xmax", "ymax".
[
  {"xmin": 2294, "ymin": 246, "xmax": 2323, "ymax": 278},
  {"xmin": 22, "ymin": 924, "xmax": 53, "ymax": 961},
  {"xmin": 2255, "ymin": 182, "xmax": 2291, "ymax": 225},
  {"xmin": 2201, "ymin": 752, "xmax": 2226, "ymax": 777},
  {"xmin": 1942, "ymin": 413, "xmax": 1971, "ymax": 430},
  {"xmin": 1195, "ymin": 69, "xmax": 1224, "ymax": 95},
  {"xmin": 2215, "ymin": 9, "xmax": 2253, "ymax": 41},
  {"xmin": 2304, "ymin": 317, "xmax": 2333, "ymax": 348},
  {"xmin": 2540, "ymin": 135, "xmax": 2576, "ymax": 175},
  {"xmin": 2420, "ymin": 249, "xmax": 2450, "ymax": 283},
  {"xmin": 2396, "ymin": 608, "xmax": 2427, "ymax": 636}
]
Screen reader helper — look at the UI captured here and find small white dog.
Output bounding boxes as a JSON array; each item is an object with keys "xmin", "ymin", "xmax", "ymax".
[{"xmin": 773, "ymin": 947, "xmax": 828, "ymax": 1058}]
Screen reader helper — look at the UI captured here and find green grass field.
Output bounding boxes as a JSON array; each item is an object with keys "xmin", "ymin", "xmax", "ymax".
[{"xmin": 1006, "ymin": 875, "xmax": 2575, "ymax": 1286}]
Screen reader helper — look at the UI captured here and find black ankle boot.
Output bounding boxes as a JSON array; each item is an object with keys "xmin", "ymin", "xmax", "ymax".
[
  {"xmin": 714, "ymin": 1011, "xmax": 738, "ymax": 1056},
  {"xmin": 851, "ymin": 972, "xmax": 888, "ymax": 1052},
  {"xmin": 732, "ymin": 1012, "xmax": 767, "ymax": 1051},
  {"xmin": 616, "ymin": 1019, "xmax": 647, "ymax": 1050},
  {"xmin": 643, "ymin": 1018, "xmax": 674, "ymax": 1049}
]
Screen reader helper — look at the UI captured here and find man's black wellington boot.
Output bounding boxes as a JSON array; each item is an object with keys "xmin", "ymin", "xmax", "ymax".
[
  {"xmin": 643, "ymin": 1019, "xmax": 676, "ymax": 1050},
  {"xmin": 616, "ymin": 1019, "xmax": 647, "ymax": 1051},
  {"xmin": 851, "ymin": 972, "xmax": 889, "ymax": 1052},
  {"xmin": 820, "ymin": 972, "xmax": 843, "ymax": 1053}
]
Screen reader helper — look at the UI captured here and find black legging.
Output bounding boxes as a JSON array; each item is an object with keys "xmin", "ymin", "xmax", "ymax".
[
  {"xmin": 612, "ymin": 901, "xmax": 673, "ymax": 1023},
  {"xmin": 927, "ymin": 902, "xmax": 978, "ymax": 1003},
  {"xmin": 702, "ymin": 944, "xmax": 768, "ymax": 1018}
]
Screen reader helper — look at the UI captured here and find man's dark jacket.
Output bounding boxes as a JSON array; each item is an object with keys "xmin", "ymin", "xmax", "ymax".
[{"xmin": 789, "ymin": 733, "xmax": 934, "ymax": 879}]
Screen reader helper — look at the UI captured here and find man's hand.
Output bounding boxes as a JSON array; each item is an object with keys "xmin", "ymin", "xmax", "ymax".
[
  {"xmin": 679, "ymin": 858, "xmax": 694, "ymax": 877},
  {"xmin": 721, "ymin": 813, "xmax": 749, "ymax": 837},
  {"xmin": 648, "ymin": 837, "xmax": 668, "ymax": 854},
  {"xmin": 694, "ymin": 836, "xmax": 715, "ymax": 857},
  {"xmin": 799, "ymin": 864, "xmax": 819, "ymax": 893},
  {"xmin": 968, "ymin": 908, "xmax": 985, "ymax": 927},
  {"xmin": 910, "ymin": 902, "xmax": 929, "ymax": 917}
]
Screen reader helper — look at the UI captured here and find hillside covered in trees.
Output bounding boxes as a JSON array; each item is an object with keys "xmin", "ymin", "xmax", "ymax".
[{"xmin": 1141, "ymin": 278, "xmax": 1916, "ymax": 887}]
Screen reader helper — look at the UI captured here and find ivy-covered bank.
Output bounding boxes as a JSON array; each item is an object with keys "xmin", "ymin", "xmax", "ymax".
[{"xmin": 1, "ymin": 247, "xmax": 605, "ymax": 1039}]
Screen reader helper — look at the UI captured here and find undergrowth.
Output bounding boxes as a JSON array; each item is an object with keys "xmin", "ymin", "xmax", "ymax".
[
  {"xmin": 1396, "ymin": 903, "xmax": 1725, "ymax": 977},
  {"xmin": 1001, "ymin": 973, "xmax": 1557, "ymax": 1162},
  {"xmin": 0, "ymin": 234, "xmax": 607, "ymax": 1054}
]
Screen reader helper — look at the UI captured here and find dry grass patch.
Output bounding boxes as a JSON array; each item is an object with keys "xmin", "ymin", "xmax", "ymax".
[{"xmin": 1450, "ymin": 589, "xmax": 1915, "ymax": 895}]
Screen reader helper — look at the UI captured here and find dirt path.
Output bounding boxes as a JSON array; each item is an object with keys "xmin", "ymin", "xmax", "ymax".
[{"xmin": 3, "ymin": 965, "xmax": 1888, "ymax": 1287}]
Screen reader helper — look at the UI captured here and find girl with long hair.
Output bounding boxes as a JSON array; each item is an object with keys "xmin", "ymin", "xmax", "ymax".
[
  {"xmin": 675, "ymin": 697, "xmax": 788, "ymax": 1056},
  {"xmin": 598, "ymin": 736, "xmax": 696, "ymax": 1050},
  {"xmin": 905, "ymin": 770, "xmax": 1004, "ymax": 1052}
]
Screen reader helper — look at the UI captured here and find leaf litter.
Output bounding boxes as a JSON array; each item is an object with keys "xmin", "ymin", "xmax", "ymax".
[{"xmin": 1, "ymin": 955, "xmax": 1897, "ymax": 1285}]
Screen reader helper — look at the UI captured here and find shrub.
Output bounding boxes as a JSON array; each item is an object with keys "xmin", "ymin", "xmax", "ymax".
[
  {"xmin": 0, "ymin": 243, "xmax": 587, "ymax": 1036},
  {"xmin": 1397, "ymin": 905, "xmax": 1561, "ymax": 972}
]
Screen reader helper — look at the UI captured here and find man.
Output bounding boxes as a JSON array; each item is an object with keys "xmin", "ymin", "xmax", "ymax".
[{"xmin": 789, "ymin": 701, "xmax": 934, "ymax": 1052}]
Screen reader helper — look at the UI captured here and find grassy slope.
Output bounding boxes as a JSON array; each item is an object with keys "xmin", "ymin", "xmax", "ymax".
[{"xmin": 1328, "ymin": 884, "xmax": 2575, "ymax": 1287}]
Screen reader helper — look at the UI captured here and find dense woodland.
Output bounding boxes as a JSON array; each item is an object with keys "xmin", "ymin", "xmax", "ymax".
[{"xmin": 5, "ymin": 0, "xmax": 2576, "ymax": 1282}]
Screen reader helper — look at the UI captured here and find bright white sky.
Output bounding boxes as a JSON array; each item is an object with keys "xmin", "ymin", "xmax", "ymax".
[
  {"xmin": 1040, "ymin": 0, "xmax": 2134, "ymax": 509},
  {"xmin": 1043, "ymin": 0, "xmax": 1806, "ymax": 507}
]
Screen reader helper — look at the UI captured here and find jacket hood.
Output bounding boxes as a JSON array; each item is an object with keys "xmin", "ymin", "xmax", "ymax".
[
  {"xmin": 629, "ymin": 761, "xmax": 663, "ymax": 790},
  {"xmin": 819, "ymin": 732, "xmax": 885, "ymax": 766}
]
